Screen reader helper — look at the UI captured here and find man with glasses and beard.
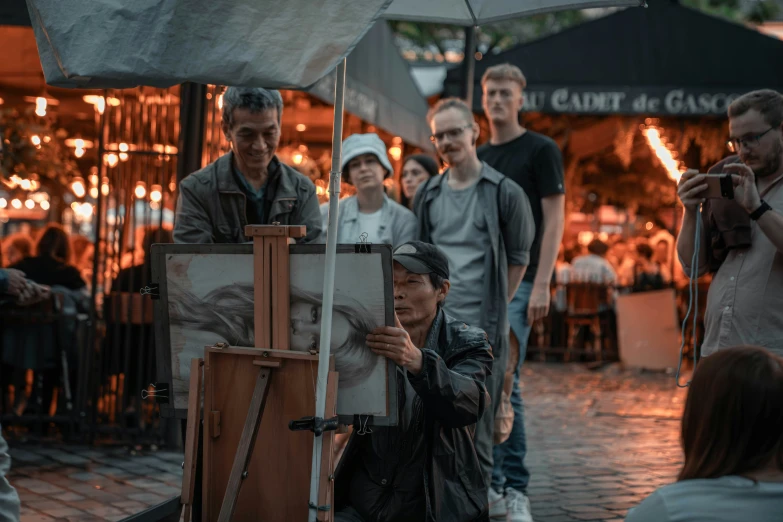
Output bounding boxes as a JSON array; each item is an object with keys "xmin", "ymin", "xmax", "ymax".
[
  {"xmin": 412, "ymin": 98, "xmax": 535, "ymax": 505},
  {"xmin": 677, "ymin": 89, "xmax": 783, "ymax": 357}
]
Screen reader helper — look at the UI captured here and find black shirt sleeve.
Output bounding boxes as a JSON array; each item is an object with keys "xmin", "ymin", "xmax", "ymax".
[{"xmin": 533, "ymin": 140, "xmax": 565, "ymax": 198}]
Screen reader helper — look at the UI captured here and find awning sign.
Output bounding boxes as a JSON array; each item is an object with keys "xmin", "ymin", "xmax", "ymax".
[{"xmin": 521, "ymin": 86, "xmax": 750, "ymax": 116}]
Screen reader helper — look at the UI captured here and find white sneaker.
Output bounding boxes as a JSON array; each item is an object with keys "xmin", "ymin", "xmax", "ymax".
[
  {"xmin": 505, "ymin": 488, "xmax": 533, "ymax": 522},
  {"xmin": 488, "ymin": 487, "xmax": 508, "ymax": 520}
]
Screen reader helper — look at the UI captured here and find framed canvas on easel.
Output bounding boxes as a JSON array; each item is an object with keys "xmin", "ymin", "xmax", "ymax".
[{"xmin": 150, "ymin": 243, "xmax": 398, "ymax": 424}]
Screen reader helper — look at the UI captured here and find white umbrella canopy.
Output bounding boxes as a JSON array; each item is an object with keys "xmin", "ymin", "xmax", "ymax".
[
  {"xmin": 25, "ymin": 0, "xmax": 392, "ymax": 89},
  {"xmin": 381, "ymin": 0, "xmax": 643, "ymax": 25}
]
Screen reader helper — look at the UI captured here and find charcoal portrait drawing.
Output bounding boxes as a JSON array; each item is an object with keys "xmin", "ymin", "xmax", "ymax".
[{"xmin": 164, "ymin": 250, "xmax": 390, "ymax": 417}]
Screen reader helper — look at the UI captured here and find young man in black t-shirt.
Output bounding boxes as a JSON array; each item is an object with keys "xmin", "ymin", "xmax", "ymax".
[{"xmin": 477, "ymin": 63, "xmax": 566, "ymax": 522}]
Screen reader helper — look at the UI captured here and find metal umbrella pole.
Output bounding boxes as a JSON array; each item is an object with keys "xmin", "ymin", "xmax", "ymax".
[{"xmin": 308, "ymin": 57, "xmax": 347, "ymax": 522}]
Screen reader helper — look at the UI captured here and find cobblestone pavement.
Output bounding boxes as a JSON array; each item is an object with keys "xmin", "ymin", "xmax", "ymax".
[{"xmin": 5, "ymin": 362, "xmax": 689, "ymax": 521}]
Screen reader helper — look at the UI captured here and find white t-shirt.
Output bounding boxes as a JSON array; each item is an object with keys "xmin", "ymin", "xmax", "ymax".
[
  {"xmin": 626, "ymin": 476, "xmax": 783, "ymax": 522},
  {"xmin": 355, "ymin": 209, "xmax": 383, "ymax": 244}
]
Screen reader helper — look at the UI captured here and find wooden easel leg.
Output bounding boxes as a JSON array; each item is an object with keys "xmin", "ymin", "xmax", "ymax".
[
  {"xmin": 181, "ymin": 359, "xmax": 203, "ymax": 521},
  {"xmin": 216, "ymin": 368, "xmax": 273, "ymax": 522}
]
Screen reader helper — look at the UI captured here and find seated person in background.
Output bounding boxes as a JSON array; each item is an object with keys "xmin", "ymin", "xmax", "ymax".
[
  {"xmin": 652, "ymin": 239, "xmax": 672, "ymax": 284},
  {"xmin": 2, "ymin": 232, "xmax": 34, "ymax": 267},
  {"xmin": 70, "ymin": 234, "xmax": 95, "ymax": 287},
  {"xmin": 570, "ymin": 239, "xmax": 617, "ymax": 286},
  {"xmin": 626, "ymin": 345, "xmax": 783, "ymax": 522},
  {"xmin": 608, "ymin": 239, "xmax": 636, "ymax": 288},
  {"xmin": 10, "ymin": 224, "xmax": 86, "ymax": 292},
  {"xmin": 112, "ymin": 227, "xmax": 174, "ymax": 292},
  {"xmin": 334, "ymin": 241, "xmax": 493, "ymax": 522},
  {"xmin": 632, "ymin": 243, "xmax": 664, "ymax": 292}
]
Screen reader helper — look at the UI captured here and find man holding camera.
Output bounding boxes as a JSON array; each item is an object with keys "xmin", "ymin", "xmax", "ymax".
[{"xmin": 677, "ymin": 89, "xmax": 783, "ymax": 357}]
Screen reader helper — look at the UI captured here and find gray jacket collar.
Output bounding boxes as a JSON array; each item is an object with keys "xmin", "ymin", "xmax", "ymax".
[{"xmin": 214, "ymin": 151, "xmax": 295, "ymax": 201}]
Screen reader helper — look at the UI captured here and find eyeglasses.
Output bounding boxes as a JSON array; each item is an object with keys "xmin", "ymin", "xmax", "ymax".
[
  {"xmin": 727, "ymin": 127, "xmax": 775, "ymax": 152},
  {"xmin": 430, "ymin": 124, "xmax": 471, "ymax": 143}
]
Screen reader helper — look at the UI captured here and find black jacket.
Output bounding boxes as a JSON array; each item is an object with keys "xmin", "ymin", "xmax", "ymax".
[{"xmin": 335, "ymin": 310, "xmax": 493, "ymax": 522}]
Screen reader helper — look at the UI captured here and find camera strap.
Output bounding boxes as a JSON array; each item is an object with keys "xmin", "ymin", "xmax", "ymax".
[{"xmin": 675, "ymin": 204, "xmax": 702, "ymax": 388}]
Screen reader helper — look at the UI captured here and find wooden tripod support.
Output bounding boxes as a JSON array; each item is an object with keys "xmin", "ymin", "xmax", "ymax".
[{"xmin": 181, "ymin": 225, "xmax": 339, "ymax": 521}]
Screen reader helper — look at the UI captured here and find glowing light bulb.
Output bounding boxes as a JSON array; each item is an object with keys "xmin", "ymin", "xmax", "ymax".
[
  {"xmin": 293, "ymin": 152, "xmax": 303, "ymax": 165},
  {"xmin": 169, "ymin": 180, "xmax": 176, "ymax": 192},
  {"xmin": 20, "ymin": 179, "xmax": 32, "ymax": 191},
  {"xmin": 40, "ymin": 200, "xmax": 50, "ymax": 210},
  {"xmin": 119, "ymin": 153, "xmax": 129, "ymax": 162},
  {"xmin": 118, "ymin": 143, "xmax": 129, "ymax": 152},
  {"xmin": 389, "ymin": 146, "xmax": 402, "ymax": 161},
  {"xmin": 24, "ymin": 199, "xmax": 35, "ymax": 209},
  {"xmin": 134, "ymin": 182, "xmax": 147, "ymax": 199},
  {"xmin": 12, "ymin": 199, "xmax": 22, "ymax": 209},
  {"xmin": 150, "ymin": 184, "xmax": 163, "ymax": 202},
  {"xmin": 80, "ymin": 202, "xmax": 93, "ymax": 218},
  {"xmin": 75, "ymin": 147, "xmax": 85, "ymax": 158},
  {"xmin": 105, "ymin": 153, "xmax": 119, "ymax": 168},
  {"xmin": 0, "ymin": 198, "xmax": 7, "ymax": 208},
  {"xmin": 101, "ymin": 183, "xmax": 110, "ymax": 196},
  {"xmin": 75, "ymin": 139, "xmax": 85, "ymax": 149},
  {"xmin": 90, "ymin": 187, "xmax": 99, "ymax": 199},
  {"xmin": 217, "ymin": 93, "xmax": 224, "ymax": 110},
  {"xmin": 71, "ymin": 202, "xmax": 80, "ymax": 211},
  {"xmin": 31, "ymin": 135, "xmax": 41, "ymax": 146},
  {"xmin": 296, "ymin": 124, "xmax": 306, "ymax": 132},
  {"xmin": 71, "ymin": 179, "xmax": 86, "ymax": 198},
  {"xmin": 35, "ymin": 97, "xmax": 47, "ymax": 117}
]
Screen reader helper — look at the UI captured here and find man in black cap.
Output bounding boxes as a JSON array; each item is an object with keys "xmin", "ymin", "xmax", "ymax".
[{"xmin": 334, "ymin": 240, "xmax": 494, "ymax": 522}]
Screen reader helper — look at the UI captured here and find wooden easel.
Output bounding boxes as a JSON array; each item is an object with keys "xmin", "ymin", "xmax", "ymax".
[{"xmin": 181, "ymin": 225, "xmax": 339, "ymax": 521}]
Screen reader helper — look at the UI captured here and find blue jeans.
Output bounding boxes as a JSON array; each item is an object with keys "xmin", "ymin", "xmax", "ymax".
[{"xmin": 491, "ymin": 281, "xmax": 533, "ymax": 493}]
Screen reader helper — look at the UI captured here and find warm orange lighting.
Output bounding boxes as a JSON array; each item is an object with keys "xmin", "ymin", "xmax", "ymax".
[
  {"xmin": 150, "ymin": 184, "xmax": 163, "ymax": 202},
  {"xmin": 101, "ymin": 183, "xmax": 110, "ymax": 196},
  {"xmin": 31, "ymin": 135, "xmax": 41, "ymax": 146},
  {"xmin": 0, "ymin": 198, "xmax": 6, "ymax": 209},
  {"xmin": 75, "ymin": 148, "xmax": 86, "ymax": 158},
  {"xmin": 79, "ymin": 202, "xmax": 93, "ymax": 218},
  {"xmin": 89, "ymin": 187, "xmax": 99, "ymax": 199},
  {"xmin": 88, "ymin": 174, "xmax": 99, "ymax": 186},
  {"xmin": 217, "ymin": 93, "xmax": 224, "ymax": 110},
  {"xmin": 645, "ymin": 221, "xmax": 654, "ymax": 231},
  {"xmin": 296, "ymin": 123, "xmax": 306, "ymax": 132},
  {"xmin": 135, "ymin": 182, "xmax": 147, "ymax": 199},
  {"xmin": 40, "ymin": 200, "xmax": 50, "ymax": 211},
  {"xmin": 119, "ymin": 153, "xmax": 129, "ymax": 162},
  {"xmin": 150, "ymin": 201, "xmax": 160, "ymax": 210},
  {"xmin": 169, "ymin": 180, "xmax": 176, "ymax": 192},
  {"xmin": 11, "ymin": 199, "xmax": 22, "ymax": 209},
  {"xmin": 643, "ymin": 126, "xmax": 684, "ymax": 183},
  {"xmin": 24, "ymin": 199, "xmax": 35, "ymax": 209},
  {"xmin": 577, "ymin": 231, "xmax": 594, "ymax": 245},
  {"xmin": 71, "ymin": 178, "xmax": 86, "ymax": 198},
  {"xmin": 20, "ymin": 179, "xmax": 31, "ymax": 191},
  {"xmin": 35, "ymin": 97, "xmax": 47, "ymax": 117},
  {"xmin": 105, "ymin": 153, "xmax": 119, "ymax": 168},
  {"xmin": 293, "ymin": 153, "xmax": 303, "ymax": 165},
  {"xmin": 119, "ymin": 143, "xmax": 129, "ymax": 152},
  {"xmin": 389, "ymin": 146, "xmax": 402, "ymax": 161}
]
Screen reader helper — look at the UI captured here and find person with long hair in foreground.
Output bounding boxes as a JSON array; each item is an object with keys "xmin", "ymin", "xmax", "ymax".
[{"xmin": 626, "ymin": 345, "xmax": 783, "ymax": 521}]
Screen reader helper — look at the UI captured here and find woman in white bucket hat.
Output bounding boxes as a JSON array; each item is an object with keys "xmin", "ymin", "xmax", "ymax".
[{"xmin": 319, "ymin": 133, "xmax": 417, "ymax": 248}]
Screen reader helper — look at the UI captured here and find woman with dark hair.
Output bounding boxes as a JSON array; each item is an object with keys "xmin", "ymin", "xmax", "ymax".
[
  {"xmin": 626, "ymin": 346, "xmax": 783, "ymax": 521},
  {"xmin": 10, "ymin": 224, "xmax": 85, "ymax": 290},
  {"xmin": 399, "ymin": 154, "xmax": 439, "ymax": 210}
]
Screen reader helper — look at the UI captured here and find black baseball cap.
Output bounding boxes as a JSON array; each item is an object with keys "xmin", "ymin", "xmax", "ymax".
[{"xmin": 393, "ymin": 241, "xmax": 450, "ymax": 280}]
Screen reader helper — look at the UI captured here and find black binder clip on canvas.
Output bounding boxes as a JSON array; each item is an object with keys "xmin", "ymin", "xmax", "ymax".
[
  {"xmin": 355, "ymin": 232, "xmax": 372, "ymax": 253},
  {"xmin": 140, "ymin": 284, "xmax": 160, "ymax": 300}
]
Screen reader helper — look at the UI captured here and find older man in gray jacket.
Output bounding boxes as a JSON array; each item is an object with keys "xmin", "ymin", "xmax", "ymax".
[{"xmin": 174, "ymin": 87, "xmax": 322, "ymax": 244}]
